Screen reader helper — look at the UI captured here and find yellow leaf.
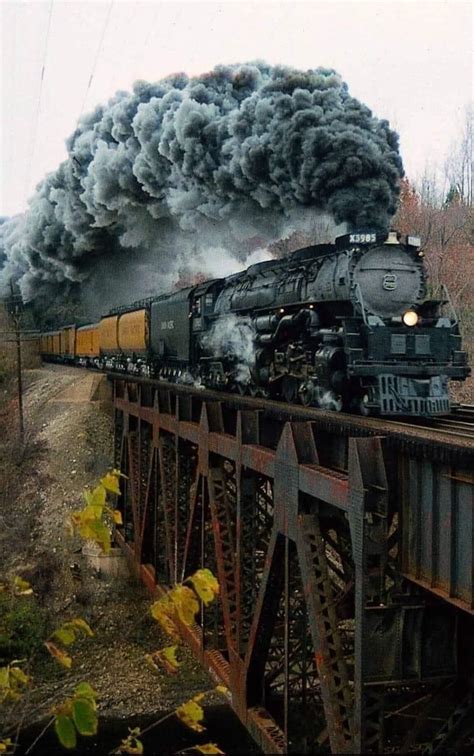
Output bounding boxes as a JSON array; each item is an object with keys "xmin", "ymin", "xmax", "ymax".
[
  {"xmin": 53, "ymin": 626, "xmax": 76, "ymax": 646},
  {"xmin": 148, "ymin": 646, "xmax": 180, "ymax": 675},
  {"xmin": 9, "ymin": 666, "xmax": 30, "ymax": 687},
  {"xmin": 111, "ymin": 468, "xmax": 128, "ymax": 479},
  {"xmin": 144, "ymin": 653, "xmax": 159, "ymax": 672},
  {"xmin": 189, "ymin": 569, "xmax": 219, "ymax": 606},
  {"xmin": 83, "ymin": 484, "xmax": 106, "ymax": 513},
  {"xmin": 161, "ymin": 645, "xmax": 179, "ymax": 668},
  {"xmin": 13, "ymin": 576, "xmax": 33, "ymax": 596},
  {"xmin": 150, "ymin": 597, "xmax": 179, "ymax": 640},
  {"xmin": 45, "ymin": 641, "xmax": 72, "ymax": 669},
  {"xmin": 170, "ymin": 585, "xmax": 199, "ymax": 626},
  {"xmin": 176, "ymin": 698, "xmax": 206, "ymax": 732},
  {"xmin": 100, "ymin": 472, "xmax": 121, "ymax": 495},
  {"xmin": 71, "ymin": 618, "xmax": 94, "ymax": 637},
  {"xmin": 215, "ymin": 685, "xmax": 229, "ymax": 697},
  {"xmin": 112, "ymin": 509, "xmax": 123, "ymax": 525},
  {"xmin": 117, "ymin": 730, "xmax": 143, "ymax": 754},
  {"xmin": 194, "ymin": 744, "xmax": 225, "ymax": 755}
]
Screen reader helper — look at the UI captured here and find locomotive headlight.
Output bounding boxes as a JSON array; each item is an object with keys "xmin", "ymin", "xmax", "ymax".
[{"xmin": 402, "ymin": 310, "xmax": 418, "ymax": 327}]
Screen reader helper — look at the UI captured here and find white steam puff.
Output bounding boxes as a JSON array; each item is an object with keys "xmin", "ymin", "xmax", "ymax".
[
  {"xmin": 0, "ymin": 62, "xmax": 403, "ymax": 319},
  {"xmin": 201, "ymin": 314, "xmax": 255, "ymax": 385}
]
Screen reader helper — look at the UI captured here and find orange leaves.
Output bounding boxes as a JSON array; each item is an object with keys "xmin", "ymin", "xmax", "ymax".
[
  {"xmin": 193, "ymin": 745, "xmax": 225, "ymax": 754},
  {"xmin": 44, "ymin": 642, "xmax": 72, "ymax": 669}
]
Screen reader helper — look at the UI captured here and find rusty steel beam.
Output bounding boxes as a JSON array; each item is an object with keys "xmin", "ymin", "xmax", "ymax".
[{"xmin": 112, "ymin": 377, "xmax": 474, "ymax": 754}]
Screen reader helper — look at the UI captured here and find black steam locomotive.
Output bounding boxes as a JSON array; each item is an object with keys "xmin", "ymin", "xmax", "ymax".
[{"xmin": 42, "ymin": 230, "xmax": 470, "ymax": 416}]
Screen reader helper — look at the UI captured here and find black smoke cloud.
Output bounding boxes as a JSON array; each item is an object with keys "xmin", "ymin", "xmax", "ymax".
[{"xmin": 0, "ymin": 62, "xmax": 403, "ymax": 318}]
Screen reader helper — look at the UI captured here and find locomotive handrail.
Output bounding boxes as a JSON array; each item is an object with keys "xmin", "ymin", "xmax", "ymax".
[{"xmin": 354, "ymin": 283, "xmax": 369, "ymax": 327}]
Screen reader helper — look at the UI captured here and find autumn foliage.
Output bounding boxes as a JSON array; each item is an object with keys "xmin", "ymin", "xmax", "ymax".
[{"xmin": 393, "ymin": 177, "xmax": 473, "ymax": 332}]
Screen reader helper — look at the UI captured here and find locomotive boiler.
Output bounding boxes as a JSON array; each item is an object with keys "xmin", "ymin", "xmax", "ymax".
[{"xmin": 40, "ymin": 230, "xmax": 470, "ymax": 417}]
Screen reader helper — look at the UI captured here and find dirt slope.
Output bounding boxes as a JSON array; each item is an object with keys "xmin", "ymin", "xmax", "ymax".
[{"xmin": 1, "ymin": 364, "xmax": 210, "ymax": 730}]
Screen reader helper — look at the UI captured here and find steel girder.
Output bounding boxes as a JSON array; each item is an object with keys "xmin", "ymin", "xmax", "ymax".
[{"xmin": 112, "ymin": 379, "xmax": 474, "ymax": 754}]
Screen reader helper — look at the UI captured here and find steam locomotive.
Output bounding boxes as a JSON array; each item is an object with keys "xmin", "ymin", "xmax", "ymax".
[{"xmin": 40, "ymin": 230, "xmax": 470, "ymax": 416}]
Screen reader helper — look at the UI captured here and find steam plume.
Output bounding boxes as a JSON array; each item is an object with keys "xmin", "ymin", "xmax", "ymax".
[{"xmin": 0, "ymin": 62, "xmax": 403, "ymax": 320}]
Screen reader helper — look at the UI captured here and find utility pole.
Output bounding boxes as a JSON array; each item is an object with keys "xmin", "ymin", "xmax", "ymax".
[
  {"xmin": 0, "ymin": 285, "xmax": 40, "ymax": 445},
  {"xmin": 7, "ymin": 281, "xmax": 25, "ymax": 443},
  {"xmin": 13, "ymin": 293, "xmax": 24, "ymax": 443}
]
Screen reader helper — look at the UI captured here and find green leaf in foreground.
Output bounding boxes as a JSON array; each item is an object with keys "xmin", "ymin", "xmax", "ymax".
[
  {"xmin": 72, "ymin": 697, "xmax": 98, "ymax": 736},
  {"xmin": 55, "ymin": 714, "xmax": 77, "ymax": 749},
  {"xmin": 74, "ymin": 682, "xmax": 97, "ymax": 700}
]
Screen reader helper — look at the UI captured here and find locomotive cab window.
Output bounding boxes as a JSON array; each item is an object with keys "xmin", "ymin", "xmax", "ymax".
[{"xmin": 204, "ymin": 293, "xmax": 214, "ymax": 312}]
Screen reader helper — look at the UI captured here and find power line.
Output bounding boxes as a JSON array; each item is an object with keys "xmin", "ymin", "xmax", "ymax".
[
  {"xmin": 78, "ymin": 0, "xmax": 114, "ymax": 123},
  {"xmin": 24, "ymin": 0, "xmax": 54, "ymax": 201}
]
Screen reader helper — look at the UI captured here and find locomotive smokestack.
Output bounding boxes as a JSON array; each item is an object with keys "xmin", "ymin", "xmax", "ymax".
[{"xmin": 0, "ymin": 62, "xmax": 403, "ymax": 317}]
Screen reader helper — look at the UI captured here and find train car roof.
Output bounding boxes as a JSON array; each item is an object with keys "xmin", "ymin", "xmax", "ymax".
[
  {"xmin": 77, "ymin": 323, "xmax": 99, "ymax": 331},
  {"xmin": 193, "ymin": 279, "xmax": 223, "ymax": 296},
  {"xmin": 289, "ymin": 243, "xmax": 335, "ymax": 261}
]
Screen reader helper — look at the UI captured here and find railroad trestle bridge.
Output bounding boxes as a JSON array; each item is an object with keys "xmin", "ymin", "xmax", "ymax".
[{"xmin": 111, "ymin": 375, "xmax": 473, "ymax": 754}]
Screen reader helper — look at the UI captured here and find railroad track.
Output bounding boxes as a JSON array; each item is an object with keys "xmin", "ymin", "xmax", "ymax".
[
  {"xmin": 107, "ymin": 371, "xmax": 474, "ymax": 457},
  {"xmin": 393, "ymin": 404, "xmax": 474, "ymax": 440}
]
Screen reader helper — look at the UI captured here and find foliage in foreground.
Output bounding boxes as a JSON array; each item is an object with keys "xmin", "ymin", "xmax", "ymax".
[{"xmin": 1, "ymin": 469, "xmax": 226, "ymax": 755}]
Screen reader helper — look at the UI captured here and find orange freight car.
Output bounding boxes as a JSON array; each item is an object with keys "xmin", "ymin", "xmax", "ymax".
[
  {"xmin": 117, "ymin": 309, "xmax": 148, "ymax": 354},
  {"xmin": 60, "ymin": 325, "xmax": 76, "ymax": 359},
  {"xmin": 99, "ymin": 315, "xmax": 119, "ymax": 354},
  {"xmin": 76, "ymin": 324, "xmax": 100, "ymax": 358},
  {"xmin": 52, "ymin": 331, "xmax": 60, "ymax": 356}
]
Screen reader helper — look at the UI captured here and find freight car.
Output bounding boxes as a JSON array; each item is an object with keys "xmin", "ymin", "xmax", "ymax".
[{"xmin": 40, "ymin": 230, "xmax": 470, "ymax": 416}]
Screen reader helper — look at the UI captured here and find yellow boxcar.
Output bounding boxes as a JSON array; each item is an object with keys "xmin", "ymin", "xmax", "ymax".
[
  {"xmin": 99, "ymin": 315, "xmax": 119, "ymax": 354},
  {"xmin": 40, "ymin": 334, "xmax": 48, "ymax": 354},
  {"xmin": 76, "ymin": 324, "xmax": 100, "ymax": 357},
  {"xmin": 59, "ymin": 329, "xmax": 66, "ymax": 355},
  {"xmin": 52, "ymin": 332, "xmax": 61, "ymax": 355},
  {"xmin": 117, "ymin": 309, "xmax": 148, "ymax": 354},
  {"xmin": 60, "ymin": 325, "xmax": 76, "ymax": 358}
]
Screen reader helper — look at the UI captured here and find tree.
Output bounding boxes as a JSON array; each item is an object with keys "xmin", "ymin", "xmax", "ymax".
[
  {"xmin": 444, "ymin": 104, "xmax": 473, "ymax": 208},
  {"xmin": 393, "ymin": 176, "xmax": 473, "ymax": 333}
]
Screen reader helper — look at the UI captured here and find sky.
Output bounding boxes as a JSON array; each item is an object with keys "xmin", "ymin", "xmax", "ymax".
[{"xmin": 0, "ymin": 0, "xmax": 472, "ymax": 218}]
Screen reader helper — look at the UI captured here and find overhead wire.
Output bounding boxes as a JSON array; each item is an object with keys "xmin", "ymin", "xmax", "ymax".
[
  {"xmin": 77, "ymin": 0, "xmax": 114, "ymax": 123},
  {"xmin": 24, "ymin": 0, "xmax": 54, "ymax": 201}
]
